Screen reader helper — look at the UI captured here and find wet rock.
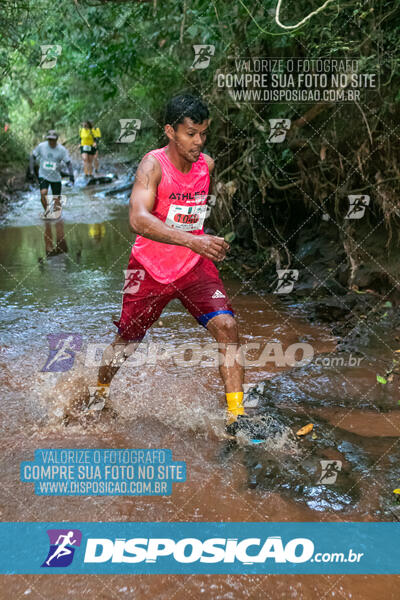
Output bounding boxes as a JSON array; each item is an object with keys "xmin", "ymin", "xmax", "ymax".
[
  {"xmin": 224, "ymin": 411, "xmax": 361, "ymax": 512},
  {"xmin": 104, "ymin": 178, "xmax": 134, "ymax": 196},
  {"xmin": 229, "ymin": 370, "xmax": 400, "ymax": 515},
  {"xmin": 104, "ymin": 166, "xmax": 137, "ymax": 196},
  {"xmin": 257, "ymin": 356, "xmax": 396, "ymax": 411},
  {"xmin": 86, "ymin": 174, "xmax": 116, "ymax": 186},
  {"xmin": 310, "ymin": 297, "xmax": 353, "ymax": 321}
]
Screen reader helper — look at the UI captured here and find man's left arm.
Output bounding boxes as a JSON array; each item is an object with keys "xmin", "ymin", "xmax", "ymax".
[
  {"xmin": 63, "ymin": 148, "xmax": 75, "ymax": 183},
  {"xmin": 66, "ymin": 161, "xmax": 74, "ymax": 182}
]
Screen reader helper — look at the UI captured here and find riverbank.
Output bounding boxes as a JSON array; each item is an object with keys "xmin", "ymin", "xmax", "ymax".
[{"xmin": 0, "ymin": 164, "xmax": 29, "ymax": 202}]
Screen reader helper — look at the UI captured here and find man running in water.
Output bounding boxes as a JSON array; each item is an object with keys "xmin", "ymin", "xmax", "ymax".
[
  {"xmin": 30, "ymin": 130, "xmax": 74, "ymax": 217},
  {"xmin": 94, "ymin": 94, "xmax": 247, "ymax": 431}
]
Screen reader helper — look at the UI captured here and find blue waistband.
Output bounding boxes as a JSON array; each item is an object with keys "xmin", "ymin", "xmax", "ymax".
[{"xmin": 197, "ymin": 310, "xmax": 234, "ymax": 328}]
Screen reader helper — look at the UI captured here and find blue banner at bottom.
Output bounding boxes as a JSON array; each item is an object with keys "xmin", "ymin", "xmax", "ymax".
[{"xmin": 0, "ymin": 522, "xmax": 398, "ymax": 574}]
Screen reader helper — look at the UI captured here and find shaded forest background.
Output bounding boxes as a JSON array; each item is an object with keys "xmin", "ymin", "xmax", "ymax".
[{"xmin": 1, "ymin": 0, "xmax": 400, "ymax": 295}]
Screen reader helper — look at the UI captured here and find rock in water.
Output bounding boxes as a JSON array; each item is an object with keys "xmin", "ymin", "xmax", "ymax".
[{"xmin": 86, "ymin": 174, "xmax": 116, "ymax": 185}]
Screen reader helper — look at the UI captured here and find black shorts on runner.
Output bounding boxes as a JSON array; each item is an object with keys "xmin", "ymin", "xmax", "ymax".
[
  {"xmin": 80, "ymin": 145, "xmax": 97, "ymax": 155},
  {"xmin": 39, "ymin": 178, "xmax": 62, "ymax": 195}
]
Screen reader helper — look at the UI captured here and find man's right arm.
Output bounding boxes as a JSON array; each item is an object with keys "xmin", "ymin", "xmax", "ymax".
[{"xmin": 129, "ymin": 155, "xmax": 229, "ymax": 262}]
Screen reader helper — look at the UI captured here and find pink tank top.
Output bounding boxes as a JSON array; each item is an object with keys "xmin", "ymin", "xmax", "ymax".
[{"xmin": 132, "ymin": 146, "xmax": 210, "ymax": 283}]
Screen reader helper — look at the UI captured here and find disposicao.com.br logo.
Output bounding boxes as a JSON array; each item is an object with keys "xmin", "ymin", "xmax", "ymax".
[
  {"xmin": 82, "ymin": 536, "xmax": 362, "ymax": 565},
  {"xmin": 0, "ymin": 522, "xmax": 392, "ymax": 574}
]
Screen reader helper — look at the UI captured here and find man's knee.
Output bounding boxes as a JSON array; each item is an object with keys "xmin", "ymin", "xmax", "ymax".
[{"xmin": 208, "ymin": 314, "xmax": 238, "ymax": 342}]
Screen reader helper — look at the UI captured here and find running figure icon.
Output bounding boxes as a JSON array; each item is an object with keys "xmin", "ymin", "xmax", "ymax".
[{"xmin": 45, "ymin": 531, "xmax": 77, "ymax": 566}]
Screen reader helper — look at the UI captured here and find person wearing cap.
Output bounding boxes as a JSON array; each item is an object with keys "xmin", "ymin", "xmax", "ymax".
[{"xmin": 29, "ymin": 130, "xmax": 74, "ymax": 216}]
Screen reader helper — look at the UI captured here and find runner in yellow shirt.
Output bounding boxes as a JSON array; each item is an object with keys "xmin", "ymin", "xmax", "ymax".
[{"xmin": 79, "ymin": 120, "xmax": 97, "ymax": 177}]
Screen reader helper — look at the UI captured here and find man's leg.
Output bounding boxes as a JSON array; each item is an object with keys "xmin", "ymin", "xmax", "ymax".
[
  {"xmin": 87, "ymin": 154, "xmax": 94, "ymax": 176},
  {"xmin": 206, "ymin": 313, "xmax": 245, "ymax": 423},
  {"xmin": 87, "ymin": 335, "xmax": 141, "ymax": 409},
  {"xmin": 52, "ymin": 196, "xmax": 60, "ymax": 211},
  {"xmin": 82, "ymin": 152, "xmax": 89, "ymax": 176},
  {"xmin": 176, "ymin": 257, "xmax": 245, "ymax": 424},
  {"xmin": 93, "ymin": 301, "xmax": 168, "ymax": 405},
  {"xmin": 50, "ymin": 181, "xmax": 62, "ymax": 210},
  {"xmin": 97, "ymin": 334, "xmax": 141, "ymax": 385},
  {"xmin": 40, "ymin": 182, "xmax": 48, "ymax": 211},
  {"xmin": 90, "ymin": 253, "xmax": 171, "ymax": 408}
]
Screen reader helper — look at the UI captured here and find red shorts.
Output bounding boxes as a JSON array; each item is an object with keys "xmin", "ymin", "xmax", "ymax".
[{"xmin": 114, "ymin": 255, "xmax": 235, "ymax": 341}]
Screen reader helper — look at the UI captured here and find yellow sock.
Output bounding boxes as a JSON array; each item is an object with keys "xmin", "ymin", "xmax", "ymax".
[
  {"xmin": 96, "ymin": 382, "xmax": 110, "ymax": 391},
  {"xmin": 226, "ymin": 391, "xmax": 245, "ymax": 423}
]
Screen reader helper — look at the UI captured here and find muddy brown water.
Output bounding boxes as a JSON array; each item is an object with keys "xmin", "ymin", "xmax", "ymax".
[{"xmin": 0, "ymin": 182, "xmax": 399, "ymax": 598}]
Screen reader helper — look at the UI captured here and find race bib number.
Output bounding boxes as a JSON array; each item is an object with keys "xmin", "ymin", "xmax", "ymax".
[
  {"xmin": 82, "ymin": 145, "xmax": 92, "ymax": 152},
  {"xmin": 43, "ymin": 160, "xmax": 57, "ymax": 170},
  {"xmin": 165, "ymin": 203, "xmax": 209, "ymax": 231}
]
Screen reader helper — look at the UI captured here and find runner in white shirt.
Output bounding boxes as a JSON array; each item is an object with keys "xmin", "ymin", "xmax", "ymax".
[{"xmin": 29, "ymin": 130, "xmax": 74, "ymax": 217}]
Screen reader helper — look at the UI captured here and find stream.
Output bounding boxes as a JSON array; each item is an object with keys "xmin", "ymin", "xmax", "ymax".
[{"xmin": 0, "ymin": 176, "xmax": 399, "ymax": 598}]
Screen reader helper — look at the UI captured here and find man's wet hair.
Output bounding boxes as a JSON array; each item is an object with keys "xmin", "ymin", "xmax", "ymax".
[{"xmin": 164, "ymin": 94, "xmax": 209, "ymax": 130}]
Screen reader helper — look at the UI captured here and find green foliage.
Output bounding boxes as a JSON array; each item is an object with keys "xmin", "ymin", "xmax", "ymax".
[{"xmin": 0, "ymin": 0, "xmax": 399, "ymax": 247}]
